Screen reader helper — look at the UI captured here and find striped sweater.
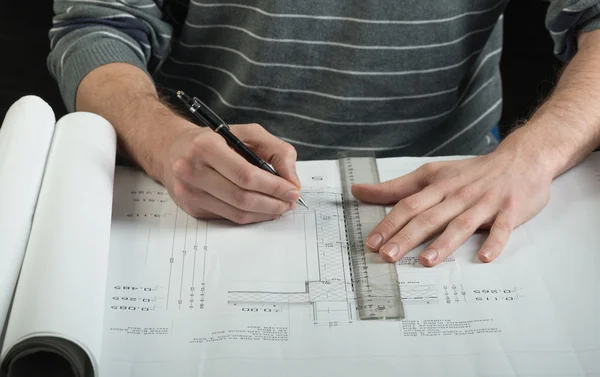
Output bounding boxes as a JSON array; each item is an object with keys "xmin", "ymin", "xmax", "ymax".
[{"xmin": 48, "ymin": 1, "xmax": 600, "ymax": 160}]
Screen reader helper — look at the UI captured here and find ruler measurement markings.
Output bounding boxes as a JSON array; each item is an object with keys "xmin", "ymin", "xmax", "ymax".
[{"xmin": 339, "ymin": 155, "xmax": 405, "ymax": 320}]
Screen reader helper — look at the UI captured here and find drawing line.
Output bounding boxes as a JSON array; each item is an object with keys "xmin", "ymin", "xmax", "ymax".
[
  {"xmin": 191, "ymin": 219, "xmax": 199, "ymax": 308},
  {"xmin": 303, "ymin": 213, "xmax": 309, "ymax": 282},
  {"xmin": 179, "ymin": 215, "xmax": 190, "ymax": 308},
  {"xmin": 336, "ymin": 194, "xmax": 352, "ymax": 321},
  {"xmin": 166, "ymin": 206, "xmax": 179, "ymax": 310},
  {"xmin": 145, "ymin": 227, "xmax": 151, "ymax": 265},
  {"xmin": 315, "ymin": 209, "xmax": 322, "ymax": 282},
  {"xmin": 203, "ymin": 221, "xmax": 208, "ymax": 284}
]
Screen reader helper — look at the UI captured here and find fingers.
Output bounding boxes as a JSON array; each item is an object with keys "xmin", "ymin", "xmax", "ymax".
[
  {"xmin": 415, "ymin": 197, "xmax": 514, "ymax": 266},
  {"xmin": 365, "ymin": 186, "xmax": 444, "ymax": 253},
  {"xmin": 232, "ymin": 123, "xmax": 301, "ymax": 188},
  {"xmin": 374, "ymin": 193, "xmax": 472, "ymax": 263},
  {"xmin": 476, "ymin": 212, "xmax": 515, "ymax": 263},
  {"xmin": 184, "ymin": 132, "xmax": 301, "ymax": 204},
  {"xmin": 167, "ymin": 125, "xmax": 299, "ymax": 224},
  {"xmin": 178, "ymin": 165, "xmax": 295, "ymax": 215},
  {"xmin": 417, "ymin": 200, "xmax": 496, "ymax": 267},
  {"xmin": 352, "ymin": 171, "xmax": 425, "ymax": 205},
  {"xmin": 174, "ymin": 181, "xmax": 281, "ymax": 224},
  {"xmin": 352, "ymin": 161, "xmax": 446, "ymax": 205}
]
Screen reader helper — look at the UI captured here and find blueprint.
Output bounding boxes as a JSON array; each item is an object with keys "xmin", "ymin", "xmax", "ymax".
[{"xmin": 99, "ymin": 158, "xmax": 600, "ymax": 377}]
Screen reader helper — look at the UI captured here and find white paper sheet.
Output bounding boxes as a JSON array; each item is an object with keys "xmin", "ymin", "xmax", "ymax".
[
  {"xmin": 1, "ymin": 112, "xmax": 117, "ymax": 375},
  {"xmin": 0, "ymin": 96, "xmax": 55, "ymax": 334},
  {"xmin": 99, "ymin": 153, "xmax": 600, "ymax": 377}
]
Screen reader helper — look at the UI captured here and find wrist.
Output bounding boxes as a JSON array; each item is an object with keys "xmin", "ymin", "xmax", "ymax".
[
  {"xmin": 493, "ymin": 29, "xmax": 600, "ymax": 178},
  {"xmin": 75, "ymin": 63, "xmax": 197, "ymax": 184},
  {"xmin": 499, "ymin": 103, "xmax": 600, "ymax": 179},
  {"xmin": 493, "ymin": 125, "xmax": 563, "ymax": 181},
  {"xmin": 125, "ymin": 105, "xmax": 197, "ymax": 184}
]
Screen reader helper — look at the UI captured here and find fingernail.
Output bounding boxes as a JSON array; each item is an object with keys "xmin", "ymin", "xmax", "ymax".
[
  {"xmin": 381, "ymin": 244, "xmax": 400, "ymax": 259},
  {"xmin": 480, "ymin": 248, "xmax": 494, "ymax": 262},
  {"xmin": 366, "ymin": 234, "xmax": 383, "ymax": 249},
  {"xmin": 420, "ymin": 249, "xmax": 439, "ymax": 265},
  {"xmin": 285, "ymin": 190, "xmax": 300, "ymax": 201}
]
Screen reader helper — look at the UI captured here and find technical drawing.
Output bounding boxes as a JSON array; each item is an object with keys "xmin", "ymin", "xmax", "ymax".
[
  {"xmin": 112, "ymin": 189, "xmax": 210, "ymax": 312},
  {"xmin": 117, "ymin": 186, "xmax": 520, "ymax": 322},
  {"xmin": 161, "ymin": 206, "xmax": 210, "ymax": 311},
  {"xmin": 400, "ymin": 284, "xmax": 440, "ymax": 305},
  {"xmin": 227, "ymin": 190, "xmax": 356, "ymax": 323},
  {"xmin": 225, "ymin": 189, "xmax": 459, "ymax": 321}
]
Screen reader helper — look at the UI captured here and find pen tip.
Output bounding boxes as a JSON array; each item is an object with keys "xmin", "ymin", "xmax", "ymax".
[{"xmin": 298, "ymin": 197, "xmax": 309, "ymax": 209}]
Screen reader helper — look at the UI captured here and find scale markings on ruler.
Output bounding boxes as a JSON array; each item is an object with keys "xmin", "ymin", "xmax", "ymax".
[{"xmin": 339, "ymin": 155, "xmax": 405, "ymax": 320}]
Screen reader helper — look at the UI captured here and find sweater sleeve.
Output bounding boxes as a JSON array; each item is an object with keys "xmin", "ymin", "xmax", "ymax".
[
  {"xmin": 545, "ymin": 0, "xmax": 600, "ymax": 61},
  {"xmin": 48, "ymin": 0, "xmax": 174, "ymax": 112}
]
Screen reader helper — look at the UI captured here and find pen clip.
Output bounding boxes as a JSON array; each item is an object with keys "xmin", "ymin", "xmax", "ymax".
[
  {"xmin": 190, "ymin": 100, "xmax": 202, "ymax": 114},
  {"xmin": 192, "ymin": 97, "xmax": 230, "ymax": 130}
]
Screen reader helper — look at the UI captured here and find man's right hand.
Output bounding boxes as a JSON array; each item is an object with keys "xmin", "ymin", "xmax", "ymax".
[
  {"xmin": 159, "ymin": 121, "xmax": 302, "ymax": 224},
  {"xmin": 75, "ymin": 63, "xmax": 301, "ymax": 224}
]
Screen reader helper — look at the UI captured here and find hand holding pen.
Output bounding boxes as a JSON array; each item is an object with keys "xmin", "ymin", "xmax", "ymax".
[
  {"xmin": 176, "ymin": 91, "xmax": 307, "ymax": 210},
  {"xmin": 155, "ymin": 90, "xmax": 306, "ymax": 225}
]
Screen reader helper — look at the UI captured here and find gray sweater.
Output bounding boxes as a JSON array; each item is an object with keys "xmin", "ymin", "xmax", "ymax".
[{"xmin": 48, "ymin": 1, "xmax": 600, "ymax": 160}]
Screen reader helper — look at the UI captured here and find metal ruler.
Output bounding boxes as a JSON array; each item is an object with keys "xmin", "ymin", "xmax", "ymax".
[{"xmin": 339, "ymin": 155, "xmax": 405, "ymax": 320}]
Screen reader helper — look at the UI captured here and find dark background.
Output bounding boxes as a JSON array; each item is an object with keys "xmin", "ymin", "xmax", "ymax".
[{"xmin": 0, "ymin": 0, "xmax": 563, "ymax": 137}]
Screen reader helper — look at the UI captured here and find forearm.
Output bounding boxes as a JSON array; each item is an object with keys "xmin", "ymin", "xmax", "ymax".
[
  {"xmin": 500, "ymin": 29, "xmax": 600, "ymax": 177},
  {"xmin": 76, "ymin": 63, "xmax": 193, "ymax": 182}
]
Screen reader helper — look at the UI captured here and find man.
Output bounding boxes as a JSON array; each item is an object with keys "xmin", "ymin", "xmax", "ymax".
[{"xmin": 48, "ymin": 1, "xmax": 600, "ymax": 267}]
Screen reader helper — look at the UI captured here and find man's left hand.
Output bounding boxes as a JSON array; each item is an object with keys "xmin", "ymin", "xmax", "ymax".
[{"xmin": 351, "ymin": 145, "xmax": 554, "ymax": 267}]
